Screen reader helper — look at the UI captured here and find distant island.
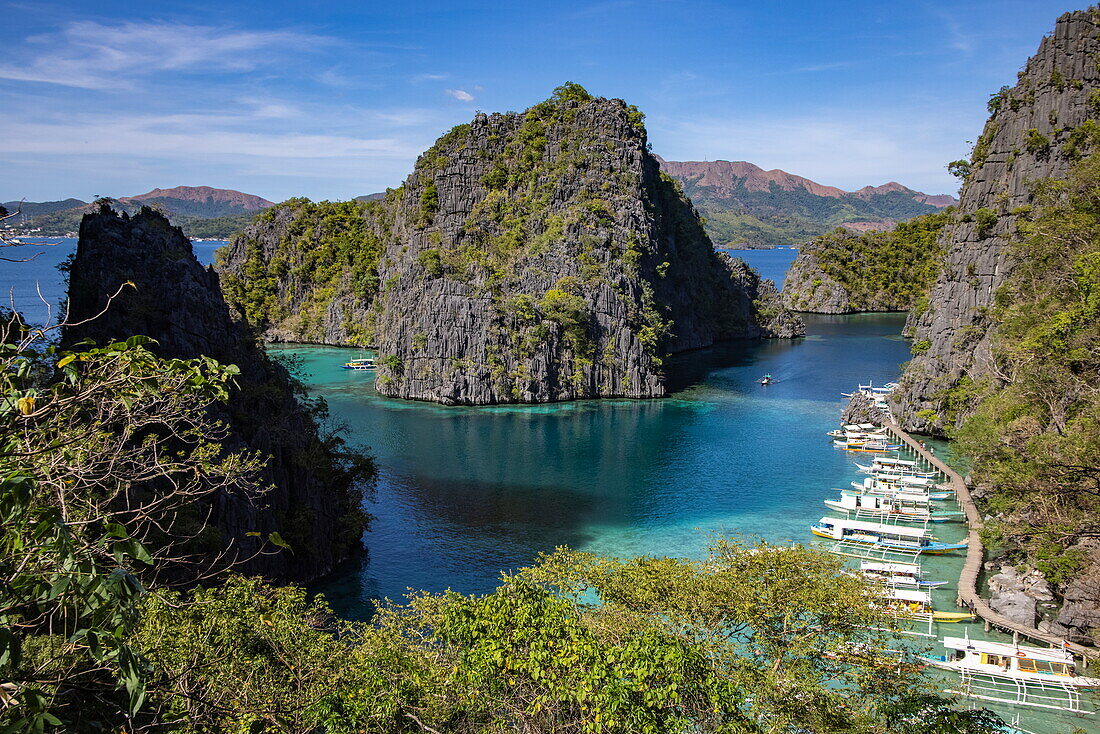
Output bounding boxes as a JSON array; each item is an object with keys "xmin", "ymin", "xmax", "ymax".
[{"xmin": 4, "ymin": 185, "xmax": 274, "ymax": 238}]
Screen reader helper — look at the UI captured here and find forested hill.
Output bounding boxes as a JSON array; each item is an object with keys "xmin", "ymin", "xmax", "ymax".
[
  {"xmin": 781, "ymin": 209, "xmax": 952, "ymax": 314},
  {"xmin": 656, "ymin": 157, "xmax": 956, "ymax": 248}
]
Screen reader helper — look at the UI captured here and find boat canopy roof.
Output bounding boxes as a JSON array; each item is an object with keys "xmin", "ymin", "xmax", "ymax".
[
  {"xmin": 856, "ymin": 423, "xmax": 880, "ymax": 430},
  {"xmin": 816, "ymin": 517, "xmax": 930, "ymax": 538},
  {"xmin": 843, "ymin": 489, "xmax": 932, "ymax": 504},
  {"xmin": 941, "ymin": 636, "xmax": 1075, "ymax": 664},
  {"xmin": 874, "ymin": 457, "xmax": 917, "ymax": 467},
  {"xmin": 874, "ymin": 475, "xmax": 934, "ymax": 487},
  {"xmin": 861, "ymin": 561, "xmax": 920, "ymax": 574},
  {"xmin": 885, "ymin": 588, "xmax": 932, "ymax": 603}
]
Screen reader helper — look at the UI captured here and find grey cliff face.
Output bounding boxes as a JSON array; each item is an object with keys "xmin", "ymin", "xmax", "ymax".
[
  {"xmin": 218, "ymin": 90, "xmax": 804, "ymax": 406},
  {"xmin": 892, "ymin": 10, "xmax": 1100, "ymax": 434},
  {"xmin": 372, "ymin": 99, "xmax": 802, "ymax": 405},
  {"xmin": 64, "ymin": 206, "xmax": 367, "ymax": 583}
]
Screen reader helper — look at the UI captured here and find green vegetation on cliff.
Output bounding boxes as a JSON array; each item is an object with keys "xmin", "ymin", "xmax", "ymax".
[
  {"xmin": 784, "ymin": 208, "xmax": 953, "ymax": 313},
  {"xmin": 952, "ymin": 153, "xmax": 1100, "ymax": 587},
  {"xmin": 218, "ymin": 197, "xmax": 391, "ymax": 344}
]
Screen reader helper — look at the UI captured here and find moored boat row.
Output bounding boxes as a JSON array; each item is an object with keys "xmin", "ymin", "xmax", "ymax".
[{"xmin": 820, "ymin": 399, "xmax": 1099, "ymax": 719}]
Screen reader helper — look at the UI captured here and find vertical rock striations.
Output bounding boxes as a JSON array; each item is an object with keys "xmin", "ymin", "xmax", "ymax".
[
  {"xmin": 372, "ymin": 88, "xmax": 799, "ymax": 404},
  {"xmin": 64, "ymin": 206, "xmax": 369, "ymax": 582},
  {"xmin": 892, "ymin": 9, "xmax": 1100, "ymax": 434},
  {"xmin": 218, "ymin": 84, "xmax": 803, "ymax": 405}
]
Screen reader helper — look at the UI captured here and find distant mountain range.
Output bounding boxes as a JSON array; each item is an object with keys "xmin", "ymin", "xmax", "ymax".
[
  {"xmin": 7, "ymin": 164, "xmax": 955, "ymax": 247},
  {"xmin": 4, "ymin": 186, "xmax": 275, "ymax": 238},
  {"xmin": 656, "ymin": 157, "xmax": 957, "ymax": 248}
]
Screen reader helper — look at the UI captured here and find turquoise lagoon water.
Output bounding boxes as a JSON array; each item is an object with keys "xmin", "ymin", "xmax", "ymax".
[
  {"xmin": 289, "ymin": 311, "xmax": 911, "ymax": 608},
  {"xmin": 5, "ymin": 243, "xmax": 1088, "ymax": 730}
]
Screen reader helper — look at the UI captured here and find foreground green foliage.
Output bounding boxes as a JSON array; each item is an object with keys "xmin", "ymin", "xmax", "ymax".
[
  {"xmin": 0, "ymin": 318, "xmax": 1000, "ymax": 731},
  {"xmin": 786, "ymin": 208, "xmax": 953, "ymax": 311},
  {"xmin": 1, "ymin": 333, "xmax": 267, "ymax": 729},
  {"xmin": 129, "ymin": 544, "xmax": 1001, "ymax": 733},
  {"xmin": 955, "ymin": 153, "xmax": 1100, "ymax": 589}
]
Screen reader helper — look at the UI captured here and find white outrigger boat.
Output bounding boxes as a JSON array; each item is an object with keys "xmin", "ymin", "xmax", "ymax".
[
  {"xmin": 859, "ymin": 560, "xmax": 947, "ymax": 589},
  {"xmin": 834, "ymin": 439, "xmax": 904, "ymax": 453},
  {"xmin": 850, "ymin": 476, "xmax": 953, "ymax": 501},
  {"xmin": 342, "ymin": 358, "xmax": 376, "ymax": 370},
  {"xmin": 810, "ymin": 517, "xmax": 967, "ymax": 555},
  {"xmin": 825, "ymin": 490, "xmax": 962, "ymax": 523},
  {"xmin": 826, "ymin": 423, "xmax": 887, "ymax": 439},
  {"xmin": 922, "ymin": 634, "xmax": 1100, "ymax": 713},
  {"xmin": 855, "ymin": 457, "xmax": 937, "ymax": 478}
]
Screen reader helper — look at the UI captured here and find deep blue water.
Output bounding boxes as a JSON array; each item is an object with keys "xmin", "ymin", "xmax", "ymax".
[
  {"xmin": 3, "ymin": 237, "xmax": 225, "ymax": 326},
  {"xmin": 722, "ymin": 247, "xmax": 798, "ymax": 289}
]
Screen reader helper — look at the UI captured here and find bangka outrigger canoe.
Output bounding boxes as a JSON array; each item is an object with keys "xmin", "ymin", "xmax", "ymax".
[
  {"xmin": 921, "ymin": 634, "xmax": 1100, "ymax": 713},
  {"xmin": 824, "ymin": 490, "xmax": 963, "ymax": 523},
  {"xmin": 880, "ymin": 587, "xmax": 975, "ymax": 623},
  {"xmin": 810, "ymin": 517, "xmax": 967, "ymax": 554},
  {"xmin": 851, "ymin": 476, "xmax": 953, "ymax": 500},
  {"xmin": 859, "ymin": 560, "xmax": 947, "ymax": 589},
  {"xmin": 342, "ymin": 358, "xmax": 376, "ymax": 370}
]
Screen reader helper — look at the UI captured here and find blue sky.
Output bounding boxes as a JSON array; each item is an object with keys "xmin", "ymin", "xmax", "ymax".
[{"xmin": 0, "ymin": 0, "xmax": 1083, "ymax": 202}]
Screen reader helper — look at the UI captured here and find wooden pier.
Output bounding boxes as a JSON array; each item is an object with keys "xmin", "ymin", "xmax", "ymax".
[{"xmin": 882, "ymin": 422, "xmax": 1099, "ymax": 661}]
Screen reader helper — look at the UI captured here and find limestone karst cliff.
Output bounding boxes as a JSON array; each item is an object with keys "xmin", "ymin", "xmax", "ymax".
[
  {"xmin": 64, "ymin": 206, "xmax": 370, "ymax": 582},
  {"xmin": 891, "ymin": 9, "xmax": 1100, "ymax": 433},
  {"xmin": 219, "ymin": 84, "xmax": 803, "ymax": 405}
]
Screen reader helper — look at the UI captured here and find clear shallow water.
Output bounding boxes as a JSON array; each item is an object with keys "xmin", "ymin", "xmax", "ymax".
[
  {"xmin": 288, "ymin": 318, "xmax": 1089, "ymax": 732},
  {"xmin": 3, "ymin": 237, "xmax": 225, "ymax": 326}
]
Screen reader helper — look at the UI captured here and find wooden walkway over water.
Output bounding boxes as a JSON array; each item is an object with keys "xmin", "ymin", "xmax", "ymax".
[{"xmin": 882, "ymin": 422, "xmax": 1099, "ymax": 661}]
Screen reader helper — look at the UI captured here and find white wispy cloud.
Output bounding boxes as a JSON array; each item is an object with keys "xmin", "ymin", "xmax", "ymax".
[
  {"xmin": 445, "ymin": 88, "xmax": 475, "ymax": 102},
  {"xmin": 0, "ymin": 21, "xmax": 330, "ymax": 89},
  {"xmin": 0, "ymin": 111, "xmax": 422, "ymax": 159}
]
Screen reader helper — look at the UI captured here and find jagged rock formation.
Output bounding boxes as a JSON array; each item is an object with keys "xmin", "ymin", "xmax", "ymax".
[
  {"xmin": 987, "ymin": 565, "xmax": 1054, "ymax": 627},
  {"xmin": 892, "ymin": 9, "xmax": 1100, "ymax": 433},
  {"xmin": 782, "ymin": 209, "xmax": 952, "ymax": 314},
  {"xmin": 656, "ymin": 156, "xmax": 955, "ymax": 248},
  {"xmin": 219, "ymin": 198, "xmax": 384, "ymax": 346},
  {"xmin": 64, "ymin": 206, "xmax": 369, "ymax": 582},
  {"xmin": 219, "ymin": 85, "xmax": 803, "ymax": 405},
  {"xmin": 841, "ymin": 394, "xmax": 881, "ymax": 425}
]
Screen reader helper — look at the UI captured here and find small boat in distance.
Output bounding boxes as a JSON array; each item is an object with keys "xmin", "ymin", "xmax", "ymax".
[
  {"xmin": 759, "ymin": 373, "xmax": 772, "ymax": 385},
  {"xmin": 342, "ymin": 358, "xmax": 376, "ymax": 371}
]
